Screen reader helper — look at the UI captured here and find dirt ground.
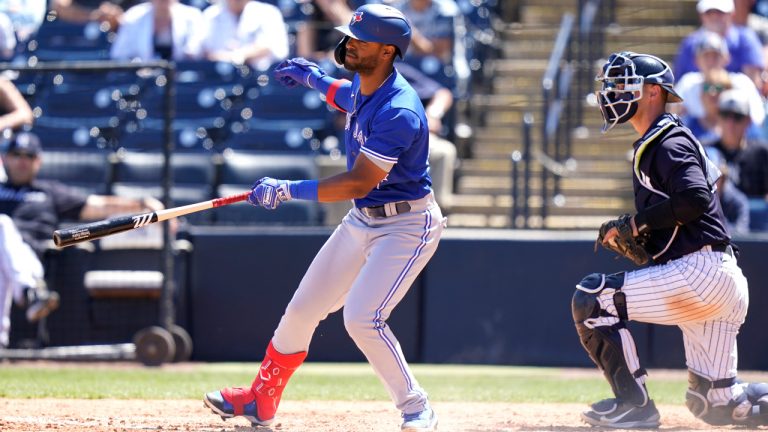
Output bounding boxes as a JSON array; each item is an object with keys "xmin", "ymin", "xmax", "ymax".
[{"xmin": 0, "ymin": 399, "xmax": 756, "ymax": 432}]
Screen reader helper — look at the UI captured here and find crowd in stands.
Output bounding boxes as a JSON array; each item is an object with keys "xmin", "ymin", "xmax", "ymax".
[
  {"xmin": 0, "ymin": 0, "xmax": 501, "ymax": 216},
  {"xmin": 673, "ymin": 0, "xmax": 768, "ymax": 232}
]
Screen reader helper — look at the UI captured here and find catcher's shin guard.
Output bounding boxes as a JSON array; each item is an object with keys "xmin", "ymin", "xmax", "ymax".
[
  {"xmin": 572, "ymin": 272, "xmax": 649, "ymax": 407},
  {"xmin": 686, "ymin": 371, "xmax": 768, "ymax": 426}
]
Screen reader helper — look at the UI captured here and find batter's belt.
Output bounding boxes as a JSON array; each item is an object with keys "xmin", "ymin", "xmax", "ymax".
[{"xmin": 360, "ymin": 193, "xmax": 435, "ymax": 218}]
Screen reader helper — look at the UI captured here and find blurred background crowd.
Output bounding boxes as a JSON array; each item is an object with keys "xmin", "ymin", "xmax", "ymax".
[{"xmin": 0, "ymin": 0, "xmax": 766, "ymax": 232}]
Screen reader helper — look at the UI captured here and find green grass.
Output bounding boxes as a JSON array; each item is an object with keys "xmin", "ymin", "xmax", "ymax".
[{"xmin": 0, "ymin": 363, "xmax": 690, "ymax": 405}]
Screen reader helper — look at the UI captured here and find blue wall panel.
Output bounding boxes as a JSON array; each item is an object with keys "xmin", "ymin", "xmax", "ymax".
[
  {"xmin": 187, "ymin": 226, "xmax": 422, "ymax": 362},
  {"xmin": 185, "ymin": 228, "xmax": 768, "ymax": 370}
]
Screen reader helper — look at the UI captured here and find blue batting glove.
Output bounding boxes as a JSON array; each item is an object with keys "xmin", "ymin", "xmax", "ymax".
[
  {"xmin": 273, "ymin": 57, "xmax": 327, "ymax": 89},
  {"xmin": 248, "ymin": 177, "xmax": 292, "ymax": 210}
]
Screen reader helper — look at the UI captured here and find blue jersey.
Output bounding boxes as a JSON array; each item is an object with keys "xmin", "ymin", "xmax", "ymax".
[{"xmin": 335, "ymin": 69, "xmax": 432, "ymax": 208}]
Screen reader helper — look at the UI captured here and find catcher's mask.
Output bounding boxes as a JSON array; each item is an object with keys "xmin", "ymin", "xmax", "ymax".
[{"xmin": 596, "ymin": 51, "xmax": 683, "ymax": 132}]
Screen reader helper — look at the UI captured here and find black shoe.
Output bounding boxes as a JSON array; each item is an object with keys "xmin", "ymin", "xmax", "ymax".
[{"xmin": 581, "ymin": 398, "xmax": 660, "ymax": 428}]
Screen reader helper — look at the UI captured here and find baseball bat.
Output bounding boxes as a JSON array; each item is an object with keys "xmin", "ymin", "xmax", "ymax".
[{"xmin": 53, "ymin": 191, "xmax": 251, "ymax": 248}]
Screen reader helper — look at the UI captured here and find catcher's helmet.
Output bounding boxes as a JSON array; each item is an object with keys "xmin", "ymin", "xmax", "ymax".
[
  {"xmin": 334, "ymin": 4, "xmax": 411, "ymax": 65},
  {"xmin": 596, "ymin": 51, "xmax": 683, "ymax": 132}
]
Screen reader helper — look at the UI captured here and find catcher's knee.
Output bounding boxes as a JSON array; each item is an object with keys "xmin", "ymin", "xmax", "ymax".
[
  {"xmin": 686, "ymin": 371, "xmax": 768, "ymax": 426},
  {"xmin": 572, "ymin": 272, "xmax": 627, "ymax": 323}
]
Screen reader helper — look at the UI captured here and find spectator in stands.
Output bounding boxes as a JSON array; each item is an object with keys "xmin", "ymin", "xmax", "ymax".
[
  {"xmin": 398, "ymin": 62, "xmax": 457, "ymax": 210},
  {"xmin": 393, "ymin": 0, "xmax": 470, "ymax": 93},
  {"xmin": 394, "ymin": 0, "xmax": 453, "ymax": 63},
  {"xmin": 0, "ymin": 0, "xmax": 46, "ymax": 42},
  {"xmin": 733, "ymin": 0, "xmax": 768, "ymax": 37},
  {"xmin": 675, "ymin": 0, "xmax": 765, "ymax": 88},
  {"xmin": 109, "ymin": 0, "xmax": 202, "ymax": 61},
  {"xmin": 50, "ymin": 0, "xmax": 145, "ymax": 31},
  {"xmin": 198, "ymin": 0, "xmax": 288, "ymax": 71},
  {"xmin": 706, "ymin": 146, "xmax": 751, "ymax": 233},
  {"xmin": 295, "ymin": 0, "xmax": 353, "ymax": 61},
  {"xmin": 0, "ymin": 131, "xmax": 165, "ymax": 349},
  {"xmin": 675, "ymin": 31, "xmax": 765, "ymax": 139},
  {"xmin": 0, "ymin": 12, "xmax": 15, "ymax": 59},
  {"xmin": 711, "ymin": 88, "xmax": 768, "ymax": 196},
  {"xmin": 681, "ymin": 68, "xmax": 733, "ymax": 144}
]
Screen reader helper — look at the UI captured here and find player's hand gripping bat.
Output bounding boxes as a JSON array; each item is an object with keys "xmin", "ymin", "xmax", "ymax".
[{"xmin": 52, "ymin": 191, "xmax": 250, "ymax": 248}]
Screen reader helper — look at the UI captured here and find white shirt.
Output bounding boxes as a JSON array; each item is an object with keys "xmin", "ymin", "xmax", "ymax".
[
  {"xmin": 0, "ymin": 12, "xmax": 16, "ymax": 55},
  {"xmin": 676, "ymin": 70, "xmax": 766, "ymax": 125},
  {"xmin": 199, "ymin": 1, "xmax": 288, "ymax": 71},
  {"xmin": 110, "ymin": 2, "xmax": 203, "ymax": 62}
]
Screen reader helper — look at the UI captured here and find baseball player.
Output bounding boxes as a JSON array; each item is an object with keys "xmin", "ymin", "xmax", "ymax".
[
  {"xmin": 203, "ymin": 4, "xmax": 444, "ymax": 431},
  {"xmin": 573, "ymin": 50, "xmax": 768, "ymax": 428}
]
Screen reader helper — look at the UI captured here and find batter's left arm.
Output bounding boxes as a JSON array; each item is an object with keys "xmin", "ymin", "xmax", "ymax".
[{"xmin": 273, "ymin": 57, "xmax": 354, "ymax": 112}]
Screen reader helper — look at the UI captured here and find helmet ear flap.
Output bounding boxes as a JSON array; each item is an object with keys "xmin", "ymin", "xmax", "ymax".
[{"xmin": 334, "ymin": 36, "xmax": 350, "ymax": 66}]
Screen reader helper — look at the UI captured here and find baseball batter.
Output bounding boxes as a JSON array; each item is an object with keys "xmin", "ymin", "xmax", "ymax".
[
  {"xmin": 203, "ymin": 4, "xmax": 443, "ymax": 431},
  {"xmin": 573, "ymin": 51, "xmax": 768, "ymax": 428}
]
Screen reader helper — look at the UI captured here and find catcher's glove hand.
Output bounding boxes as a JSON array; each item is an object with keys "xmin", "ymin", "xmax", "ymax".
[{"xmin": 595, "ymin": 214, "xmax": 650, "ymax": 266}]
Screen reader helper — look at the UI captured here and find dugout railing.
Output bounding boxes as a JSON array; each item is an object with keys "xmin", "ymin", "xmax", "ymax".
[{"xmin": 512, "ymin": 0, "xmax": 614, "ymax": 228}]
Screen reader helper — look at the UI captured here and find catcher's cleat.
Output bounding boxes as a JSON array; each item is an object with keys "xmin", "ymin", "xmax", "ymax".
[
  {"xmin": 203, "ymin": 388, "xmax": 273, "ymax": 426},
  {"xmin": 401, "ymin": 406, "xmax": 438, "ymax": 431},
  {"xmin": 581, "ymin": 398, "xmax": 660, "ymax": 429}
]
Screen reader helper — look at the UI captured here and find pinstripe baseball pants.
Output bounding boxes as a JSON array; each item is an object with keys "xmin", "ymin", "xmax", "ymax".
[{"xmin": 592, "ymin": 245, "xmax": 749, "ymax": 406}]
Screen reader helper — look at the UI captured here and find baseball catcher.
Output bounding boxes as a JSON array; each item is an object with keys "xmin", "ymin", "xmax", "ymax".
[{"xmin": 573, "ymin": 51, "xmax": 768, "ymax": 429}]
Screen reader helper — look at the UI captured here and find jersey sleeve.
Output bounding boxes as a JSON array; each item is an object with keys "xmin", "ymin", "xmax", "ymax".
[
  {"xmin": 359, "ymin": 107, "xmax": 421, "ymax": 171},
  {"xmin": 656, "ymin": 136, "xmax": 710, "ymax": 195}
]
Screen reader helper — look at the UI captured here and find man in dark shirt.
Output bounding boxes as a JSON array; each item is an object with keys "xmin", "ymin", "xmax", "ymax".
[
  {"xmin": 572, "ymin": 51, "xmax": 768, "ymax": 429},
  {"xmin": 711, "ymin": 88, "xmax": 768, "ymax": 199},
  {"xmin": 0, "ymin": 132, "xmax": 164, "ymax": 348}
]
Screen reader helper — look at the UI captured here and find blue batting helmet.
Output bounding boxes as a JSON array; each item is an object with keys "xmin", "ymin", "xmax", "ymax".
[{"xmin": 335, "ymin": 4, "xmax": 411, "ymax": 59}]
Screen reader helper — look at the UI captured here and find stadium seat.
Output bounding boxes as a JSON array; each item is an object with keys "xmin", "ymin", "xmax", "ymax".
[
  {"xmin": 111, "ymin": 151, "xmax": 218, "ymax": 224},
  {"xmin": 117, "ymin": 120, "xmax": 223, "ymax": 152},
  {"xmin": 223, "ymin": 118, "xmax": 326, "ymax": 152},
  {"xmin": 214, "ymin": 151, "xmax": 322, "ymax": 225},
  {"xmin": 244, "ymin": 82, "xmax": 330, "ymax": 121},
  {"xmin": 37, "ymin": 149, "xmax": 113, "ymax": 195},
  {"xmin": 25, "ymin": 19, "xmax": 113, "ymax": 61},
  {"xmin": 31, "ymin": 120, "xmax": 114, "ymax": 151}
]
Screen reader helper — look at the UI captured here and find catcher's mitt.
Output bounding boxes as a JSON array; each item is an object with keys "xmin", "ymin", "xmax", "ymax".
[{"xmin": 595, "ymin": 214, "xmax": 650, "ymax": 266}]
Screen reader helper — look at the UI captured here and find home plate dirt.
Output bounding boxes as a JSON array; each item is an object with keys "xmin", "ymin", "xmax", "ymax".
[{"xmin": 0, "ymin": 399, "xmax": 741, "ymax": 431}]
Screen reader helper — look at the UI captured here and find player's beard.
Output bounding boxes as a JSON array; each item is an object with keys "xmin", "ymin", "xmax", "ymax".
[{"xmin": 344, "ymin": 53, "xmax": 377, "ymax": 75}]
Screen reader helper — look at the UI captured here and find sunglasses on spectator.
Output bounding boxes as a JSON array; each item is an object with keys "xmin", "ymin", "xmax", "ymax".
[
  {"xmin": 703, "ymin": 83, "xmax": 726, "ymax": 95},
  {"xmin": 7, "ymin": 151, "xmax": 37, "ymax": 160},
  {"xmin": 719, "ymin": 111, "xmax": 749, "ymax": 121}
]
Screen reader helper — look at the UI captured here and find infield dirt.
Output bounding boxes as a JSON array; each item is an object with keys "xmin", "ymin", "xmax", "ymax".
[{"xmin": 0, "ymin": 399, "xmax": 746, "ymax": 431}]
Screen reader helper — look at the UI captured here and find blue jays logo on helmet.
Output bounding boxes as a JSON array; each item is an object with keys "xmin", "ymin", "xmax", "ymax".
[
  {"xmin": 595, "ymin": 51, "xmax": 683, "ymax": 132},
  {"xmin": 334, "ymin": 4, "xmax": 411, "ymax": 59}
]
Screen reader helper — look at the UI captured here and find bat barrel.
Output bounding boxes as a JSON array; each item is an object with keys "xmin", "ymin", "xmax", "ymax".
[{"xmin": 53, "ymin": 214, "xmax": 149, "ymax": 248}]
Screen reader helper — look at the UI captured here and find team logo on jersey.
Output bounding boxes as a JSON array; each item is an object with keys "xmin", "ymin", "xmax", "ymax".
[
  {"xmin": 350, "ymin": 12, "xmax": 364, "ymax": 25},
  {"xmin": 352, "ymin": 122, "xmax": 366, "ymax": 147}
]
